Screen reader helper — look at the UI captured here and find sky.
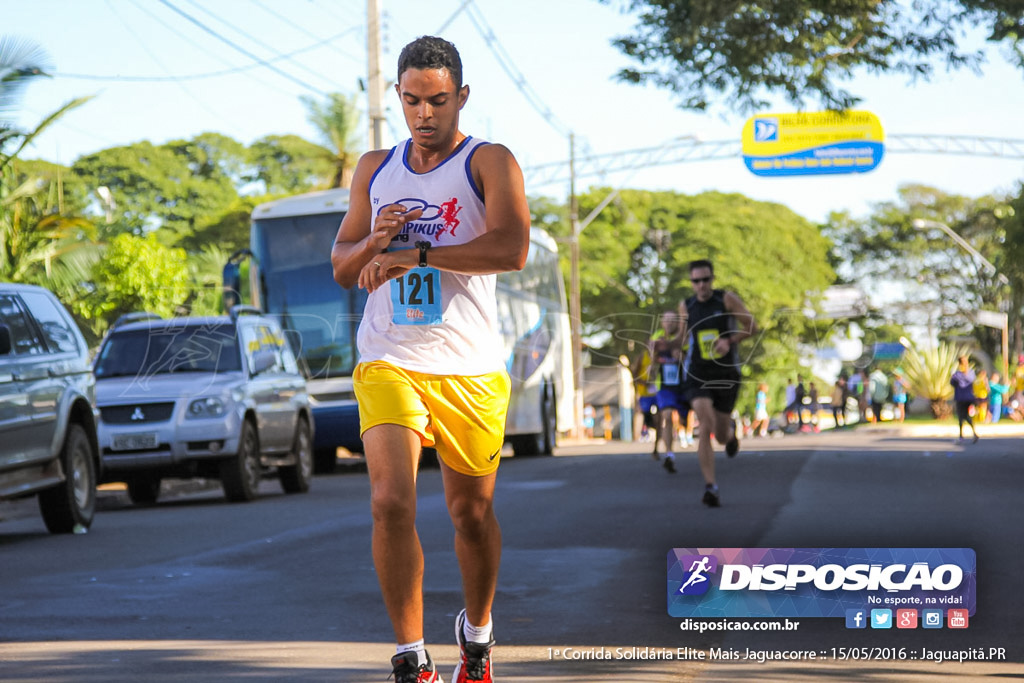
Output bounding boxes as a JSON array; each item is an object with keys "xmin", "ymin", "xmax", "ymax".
[{"xmin": 7, "ymin": 0, "xmax": 1024, "ymax": 224}]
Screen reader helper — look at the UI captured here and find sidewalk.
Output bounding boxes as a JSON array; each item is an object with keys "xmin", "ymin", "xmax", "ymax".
[
  {"xmin": 555, "ymin": 418, "xmax": 1024, "ymax": 453},
  {"xmin": 858, "ymin": 419, "xmax": 1024, "ymax": 439}
]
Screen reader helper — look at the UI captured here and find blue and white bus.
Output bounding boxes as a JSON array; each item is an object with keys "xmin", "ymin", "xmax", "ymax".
[{"xmin": 224, "ymin": 188, "xmax": 573, "ymax": 471}]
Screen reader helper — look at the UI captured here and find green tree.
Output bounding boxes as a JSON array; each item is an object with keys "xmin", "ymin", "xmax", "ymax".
[
  {"xmin": 184, "ymin": 244, "xmax": 231, "ymax": 316},
  {"xmin": 550, "ymin": 188, "xmax": 835, "ymax": 413},
  {"xmin": 75, "ymin": 233, "xmax": 191, "ymax": 337},
  {"xmin": 247, "ymin": 134, "xmax": 335, "ymax": 195},
  {"xmin": 601, "ymin": 0, "xmax": 1024, "ymax": 112},
  {"xmin": 300, "ymin": 92, "xmax": 362, "ymax": 188},
  {"xmin": 824, "ymin": 185, "xmax": 1012, "ymax": 359},
  {"xmin": 999, "ymin": 184, "xmax": 1024, "ymax": 357},
  {"xmin": 72, "ymin": 137, "xmax": 240, "ymax": 243},
  {"xmin": 1, "ymin": 37, "xmax": 98, "ymax": 315},
  {"xmin": 176, "ymin": 195, "xmax": 259, "ymax": 254},
  {"xmin": 1, "ymin": 36, "xmax": 51, "ymax": 155}
]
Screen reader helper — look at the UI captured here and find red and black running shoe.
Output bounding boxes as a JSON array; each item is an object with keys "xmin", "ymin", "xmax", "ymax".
[{"xmin": 453, "ymin": 609, "xmax": 495, "ymax": 682}]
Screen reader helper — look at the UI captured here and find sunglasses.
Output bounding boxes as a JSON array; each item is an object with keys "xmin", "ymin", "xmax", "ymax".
[{"xmin": 690, "ymin": 276, "xmax": 712, "ymax": 284}]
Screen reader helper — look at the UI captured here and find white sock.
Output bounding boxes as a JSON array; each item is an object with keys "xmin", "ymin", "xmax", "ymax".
[
  {"xmin": 396, "ymin": 640, "xmax": 427, "ymax": 667},
  {"xmin": 463, "ymin": 615, "xmax": 493, "ymax": 644},
  {"xmin": 665, "ymin": 451, "xmax": 675, "ymax": 460}
]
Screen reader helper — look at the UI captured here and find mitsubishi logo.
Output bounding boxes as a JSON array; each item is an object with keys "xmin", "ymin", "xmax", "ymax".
[{"xmin": 130, "ymin": 407, "xmax": 146, "ymax": 421}]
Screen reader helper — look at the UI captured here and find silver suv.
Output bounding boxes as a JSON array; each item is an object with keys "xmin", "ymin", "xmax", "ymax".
[
  {"xmin": 93, "ymin": 307, "xmax": 314, "ymax": 504},
  {"xmin": 0, "ymin": 283, "xmax": 101, "ymax": 533}
]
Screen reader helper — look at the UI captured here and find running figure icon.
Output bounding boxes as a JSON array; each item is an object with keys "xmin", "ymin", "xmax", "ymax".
[
  {"xmin": 679, "ymin": 556, "xmax": 712, "ymax": 593},
  {"xmin": 438, "ymin": 196, "xmax": 462, "ymax": 239}
]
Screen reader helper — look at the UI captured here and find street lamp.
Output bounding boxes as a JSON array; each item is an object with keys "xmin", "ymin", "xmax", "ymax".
[
  {"xmin": 911, "ymin": 219, "xmax": 1009, "ymax": 286},
  {"xmin": 911, "ymin": 218, "xmax": 1010, "ymax": 377}
]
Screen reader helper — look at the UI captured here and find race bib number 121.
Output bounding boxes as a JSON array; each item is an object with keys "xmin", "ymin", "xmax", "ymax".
[{"xmin": 391, "ymin": 267, "xmax": 442, "ymax": 325}]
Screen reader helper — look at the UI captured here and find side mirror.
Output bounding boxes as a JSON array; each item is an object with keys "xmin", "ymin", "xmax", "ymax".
[
  {"xmin": 283, "ymin": 329, "xmax": 311, "ymax": 379},
  {"xmin": 250, "ymin": 349, "xmax": 277, "ymax": 375},
  {"xmin": 0, "ymin": 324, "xmax": 11, "ymax": 355}
]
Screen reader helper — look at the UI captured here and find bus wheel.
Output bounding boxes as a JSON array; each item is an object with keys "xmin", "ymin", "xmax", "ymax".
[
  {"xmin": 512, "ymin": 383, "xmax": 556, "ymax": 457},
  {"xmin": 540, "ymin": 383, "xmax": 557, "ymax": 455}
]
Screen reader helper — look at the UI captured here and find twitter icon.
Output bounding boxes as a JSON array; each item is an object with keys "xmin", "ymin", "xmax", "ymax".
[{"xmin": 870, "ymin": 609, "xmax": 893, "ymax": 629}]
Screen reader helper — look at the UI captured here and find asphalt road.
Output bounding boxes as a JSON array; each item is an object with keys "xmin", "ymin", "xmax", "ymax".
[{"xmin": 1, "ymin": 424, "xmax": 1022, "ymax": 682}]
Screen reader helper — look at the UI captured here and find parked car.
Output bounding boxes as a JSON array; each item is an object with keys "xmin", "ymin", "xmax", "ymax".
[
  {"xmin": 0, "ymin": 283, "xmax": 101, "ymax": 533},
  {"xmin": 92, "ymin": 307, "xmax": 314, "ymax": 504}
]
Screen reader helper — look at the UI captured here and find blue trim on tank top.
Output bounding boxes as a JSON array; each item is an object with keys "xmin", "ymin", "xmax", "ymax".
[
  {"xmin": 368, "ymin": 145, "xmax": 398, "ymax": 193},
  {"xmin": 401, "ymin": 136, "xmax": 473, "ymax": 174},
  {"xmin": 464, "ymin": 140, "xmax": 489, "ymax": 202}
]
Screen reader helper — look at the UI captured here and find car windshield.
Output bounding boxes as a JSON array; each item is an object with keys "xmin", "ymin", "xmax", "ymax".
[{"xmin": 94, "ymin": 323, "xmax": 242, "ymax": 379}]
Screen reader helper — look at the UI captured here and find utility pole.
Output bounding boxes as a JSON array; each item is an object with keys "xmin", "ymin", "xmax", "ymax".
[
  {"xmin": 367, "ymin": 0, "xmax": 386, "ymax": 149},
  {"xmin": 568, "ymin": 133, "xmax": 584, "ymax": 438}
]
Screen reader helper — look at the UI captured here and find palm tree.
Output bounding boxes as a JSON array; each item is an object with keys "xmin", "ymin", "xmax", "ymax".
[
  {"xmin": 300, "ymin": 92, "xmax": 362, "ymax": 188},
  {"xmin": 900, "ymin": 340, "xmax": 969, "ymax": 419},
  {"xmin": 2, "ymin": 36, "xmax": 52, "ymax": 172},
  {"xmin": 1, "ymin": 35, "xmax": 97, "ymax": 310}
]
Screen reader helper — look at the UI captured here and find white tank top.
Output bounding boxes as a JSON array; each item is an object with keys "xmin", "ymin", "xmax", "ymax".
[{"xmin": 356, "ymin": 137, "xmax": 503, "ymax": 375}]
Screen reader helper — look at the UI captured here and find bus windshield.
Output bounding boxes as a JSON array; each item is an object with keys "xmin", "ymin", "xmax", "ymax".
[{"xmin": 251, "ymin": 212, "xmax": 366, "ymax": 380}]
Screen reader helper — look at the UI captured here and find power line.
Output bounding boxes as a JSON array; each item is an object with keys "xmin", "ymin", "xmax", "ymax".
[
  {"xmin": 154, "ymin": 0, "xmax": 331, "ymax": 97},
  {"xmin": 249, "ymin": 0, "xmax": 363, "ymax": 65},
  {"xmin": 462, "ymin": 0, "xmax": 572, "ymax": 138},
  {"xmin": 129, "ymin": 0, "xmax": 239, "ymax": 70},
  {"xmin": 436, "ymin": 0, "xmax": 472, "ymax": 34},
  {"xmin": 103, "ymin": 0, "xmax": 229, "ymax": 125},
  {"xmin": 55, "ymin": 30, "xmax": 358, "ymax": 82},
  {"xmin": 180, "ymin": 0, "xmax": 337, "ymax": 92}
]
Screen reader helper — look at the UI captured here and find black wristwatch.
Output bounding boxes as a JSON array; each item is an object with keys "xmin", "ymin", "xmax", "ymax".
[{"xmin": 415, "ymin": 240, "xmax": 431, "ymax": 267}]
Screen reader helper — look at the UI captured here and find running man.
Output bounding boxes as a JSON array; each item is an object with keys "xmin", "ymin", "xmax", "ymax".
[
  {"xmin": 951, "ymin": 355, "xmax": 980, "ymax": 444},
  {"xmin": 678, "ymin": 259, "xmax": 755, "ymax": 507},
  {"xmin": 331, "ymin": 36, "xmax": 530, "ymax": 683},
  {"xmin": 650, "ymin": 310, "xmax": 688, "ymax": 472}
]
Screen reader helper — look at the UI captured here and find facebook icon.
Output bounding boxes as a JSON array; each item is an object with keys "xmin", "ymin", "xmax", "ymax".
[{"xmin": 846, "ymin": 609, "xmax": 867, "ymax": 629}]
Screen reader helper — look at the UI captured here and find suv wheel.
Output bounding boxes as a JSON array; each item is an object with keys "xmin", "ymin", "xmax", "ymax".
[
  {"xmin": 279, "ymin": 417, "xmax": 312, "ymax": 494},
  {"xmin": 38, "ymin": 424, "xmax": 97, "ymax": 533},
  {"xmin": 126, "ymin": 476, "xmax": 162, "ymax": 505},
  {"xmin": 314, "ymin": 448, "xmax": 338, "ymax": 474},
  {"xmin": 221, "ymin": 419, "xmax": 260, "ymax": 502}
]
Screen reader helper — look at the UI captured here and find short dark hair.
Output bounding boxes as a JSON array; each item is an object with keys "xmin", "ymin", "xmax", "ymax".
[
  {"xmin": 689, "ymin": 259, "xmax": 714, "ymax": 275},
  {"xmin": 397, "ymin": 36, "xmax": 463, "ymax": 89}
]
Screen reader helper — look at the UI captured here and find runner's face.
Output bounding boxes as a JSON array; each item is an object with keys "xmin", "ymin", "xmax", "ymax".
[
  {"xmin": 690, "ymin": 266, "xmax": 714, "ymax": 301},
  {"xmin": 396, "ymin": 67, "xmax": 468, "ymax": 150}
]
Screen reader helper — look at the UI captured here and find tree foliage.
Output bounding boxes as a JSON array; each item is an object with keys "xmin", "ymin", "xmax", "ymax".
[
  {"xmin": 1, "ymin": 36, "xmax": 51, "ymax": 135},
  {"xmin": 74, "ymin": 233, "xmax": 191, "ymax": 335},
  {"xmin": 543, "ymin": 187, "xmax": 835, "ymax": 412},
  {"xmin": 247, "ymin": 134, "xmax": 335, "ymax": 195},
  {"xmin": 824, "ymin": 184, "xmax": 1013, "ymax": 359},
  {"xmin": 301, "ymin": 92, "xmax": 362, "ymax": 188},
  {"xmin": 900, "ymin": 340, "xmax": 969, "ymax": 418},
  {"xmin": 72, "ymin": 139, "xmax": 240, "ymax": 242},
  {"xmin": 601, "ymin": 0, "xmax": 1024, "ymax": 112}
]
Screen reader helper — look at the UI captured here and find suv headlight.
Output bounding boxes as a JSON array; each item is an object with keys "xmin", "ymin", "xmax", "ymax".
[{"xmin": 187, "ymin": 397, "xmax": 227, "ymax": 418}]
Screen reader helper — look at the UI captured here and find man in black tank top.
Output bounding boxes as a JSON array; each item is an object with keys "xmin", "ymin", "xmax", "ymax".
[{"xmin": 679, "ymin": 259, "xmax": 756, "ymax": 507}]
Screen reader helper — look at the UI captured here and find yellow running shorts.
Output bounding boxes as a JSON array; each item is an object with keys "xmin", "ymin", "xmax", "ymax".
[{"xmin": 353, "ymin": 361, "xmax": 511, "ymax": 476}]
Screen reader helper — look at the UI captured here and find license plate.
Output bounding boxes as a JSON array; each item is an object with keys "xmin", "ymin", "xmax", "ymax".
[{"xmin": 111, "ymin": 433, "xmax": 159, "ymax": 451}]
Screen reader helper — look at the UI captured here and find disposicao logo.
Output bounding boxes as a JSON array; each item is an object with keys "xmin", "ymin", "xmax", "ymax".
[{"xmin": 668, "ymin": 548, "xmax": 976, "ymax": 619}]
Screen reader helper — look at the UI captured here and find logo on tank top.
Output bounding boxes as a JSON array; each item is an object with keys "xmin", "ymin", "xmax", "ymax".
[
  {"xmin": 383, "ymin": 196, "xmax": 464, "ymax": 243},
  {"xmin": 436, "ymin": 197, "xmax": 462, "ymax": 240}
]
